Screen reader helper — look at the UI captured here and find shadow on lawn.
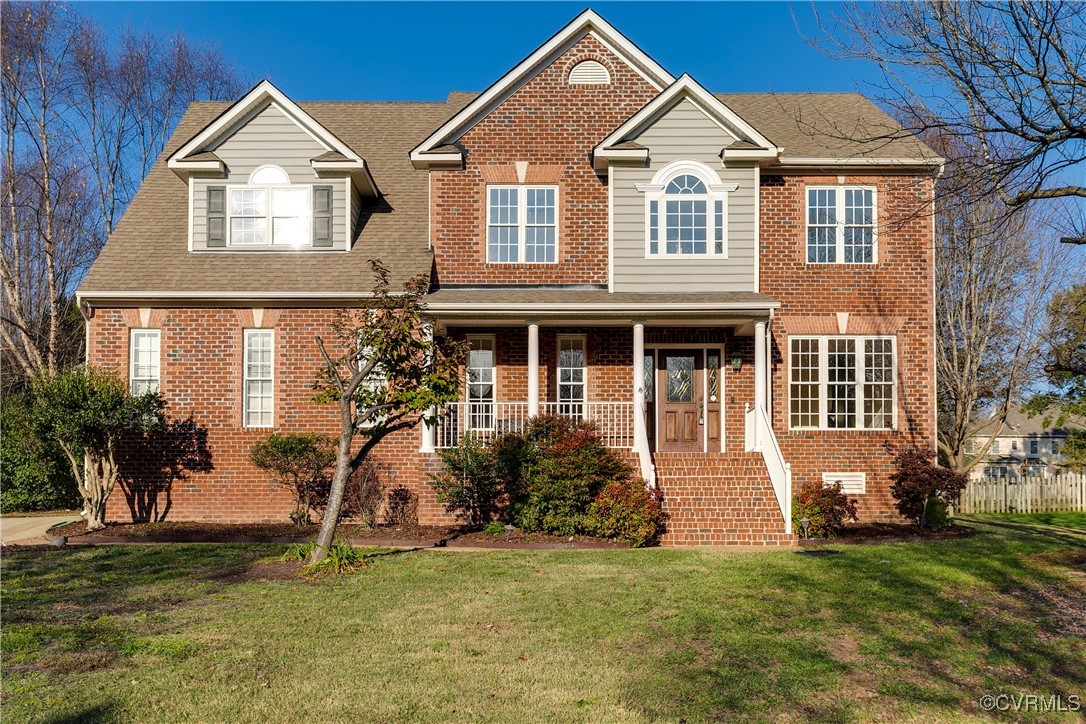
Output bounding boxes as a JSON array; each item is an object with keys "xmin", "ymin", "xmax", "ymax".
[
  {"xmin": 45, "ymin": 703, "xmax": 121, "ymax": 724},
  {"xmin": 622, "ymin": 521, "xmax": 1086, "ymax": 720}
]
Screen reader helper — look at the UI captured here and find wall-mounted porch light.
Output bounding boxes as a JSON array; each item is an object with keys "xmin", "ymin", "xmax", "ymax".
[{"xmin": 730, "ymin": 354, "xmax": 743, "ymax": 373}]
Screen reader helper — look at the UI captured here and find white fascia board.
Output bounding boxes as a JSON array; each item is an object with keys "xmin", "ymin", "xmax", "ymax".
[
  {"xmin": 596, "ymin": 74, "xmax": 781, "ymax": 157},
  {"xmin": 78, "ymin": 290, "xmax": 378, "ymax": 304},
  {"xmin": 592, "ymin": 147, "xmax": 649, "ymax": 171},
  {"xmin": 423, "ymin": 301, "xmax": 781, "ymax": 314},
  {"xmin": 169, "ymin": 79, "xmax": 364, "ymax": 166},
  {"xmin": 775, "ymin": 156, "xmax": 946, "ymax": 168},
  {"xmin": 167, "ymin": 158, "xmax": 225, "ymax": 173},
  {"xmin": 410, "ymin": 9, "xmax": 675, "ymax": 157},
  {"xmin": 409, "ymin": 151, "xmax": 465, "ymax": 169},
  {"xmin": 312, "ymin": 159, "xmax": 379, "ymax": 197},
  {"xmin": 722, "ymin": 148, "xmax": 780, "ymax": 161}
]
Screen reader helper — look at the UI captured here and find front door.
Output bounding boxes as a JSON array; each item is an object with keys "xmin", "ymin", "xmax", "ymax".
[{"xmin": 657, "ymin": 349, "xmax": 703, "ymax": 452}]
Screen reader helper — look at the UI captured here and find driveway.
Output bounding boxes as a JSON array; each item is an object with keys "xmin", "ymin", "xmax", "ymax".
[{"xmin": 0, "ymin": 515, "xmax": 78, "ymax": 545}]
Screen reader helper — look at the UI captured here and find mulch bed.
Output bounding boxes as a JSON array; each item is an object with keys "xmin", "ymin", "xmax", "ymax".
[
  {"xmin": 49, "ymin": 520, "xmax": 462, "ymax": 547},
  {"xmin": 799, "ymin": 521, "xmax": 976, "ymax": 546},
  {"xmin": 449, "ymin": 529, "xmax": 632, "ymax": 550},
  {"xmin": 43, "ymin": 520, "xmax": 633, "ymax": 550}
]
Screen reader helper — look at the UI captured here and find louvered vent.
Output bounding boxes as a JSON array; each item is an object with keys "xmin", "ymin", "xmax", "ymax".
[{"xmin": 568, "ymin": 60, "xmax": 611, "ymax": 85}]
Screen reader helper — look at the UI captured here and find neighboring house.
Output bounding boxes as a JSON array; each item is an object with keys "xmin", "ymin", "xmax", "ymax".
[
  {"xmin": 77, "ymin": 10, "xmax": 941, "ymax": 545},
  {"xmin": 968, "ymin": 406, "xmax": 1083, "ymax": 480}
]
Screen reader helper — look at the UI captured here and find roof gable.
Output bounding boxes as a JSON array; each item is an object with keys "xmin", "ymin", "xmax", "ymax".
[
  {"xmin": 167, "ymin": 80, "xmax": 378, "ymax": 193},
  {"xmin": 594, "ymin": 74, "xmax": 780, "ymax": 169},
  {"xmin": 410, "ymin": 9, "xmax": 675, "ymax": 167}
]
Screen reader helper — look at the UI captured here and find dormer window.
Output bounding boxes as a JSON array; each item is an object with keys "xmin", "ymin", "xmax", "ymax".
[
  {"xmin": 229, "ymin": 166, "xmax": 310, "ymax": 247},
  {"xmin": 638, "ymin": 160, "xmax": 733, "ymax": 259}
]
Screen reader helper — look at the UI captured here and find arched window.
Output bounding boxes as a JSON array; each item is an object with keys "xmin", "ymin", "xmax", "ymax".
[
  {"xmin": 638, "ymin": 161, "xmax": 732, "ymax": 258},
  {"xmin": 249, "ymin": 165, "xmax": 290, "ymax": 185}
]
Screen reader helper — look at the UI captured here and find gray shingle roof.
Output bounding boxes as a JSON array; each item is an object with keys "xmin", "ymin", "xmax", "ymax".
[
  {"xmin": 79, "ymin": 89, "xmax": 936, "ymax": 298},
  {"xmin": 717, "ymin": 93, "xmax": 938, "ymax": 160}
]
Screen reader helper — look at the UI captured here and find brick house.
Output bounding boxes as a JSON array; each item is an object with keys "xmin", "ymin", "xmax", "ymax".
[{"xmin": 77, "ymin": 10, "xmax": 941, "ymax": 545}]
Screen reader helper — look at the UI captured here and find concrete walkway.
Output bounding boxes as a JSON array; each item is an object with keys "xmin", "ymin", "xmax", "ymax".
[{"xmin": 0, "ymin": 516, "xmax": 77, "ymax": 545}]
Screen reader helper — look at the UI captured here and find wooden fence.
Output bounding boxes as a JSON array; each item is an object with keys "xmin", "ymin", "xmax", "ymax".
[{"xmin": 956, "ymin": 473, "xmax": 1086, "ymax": 514}]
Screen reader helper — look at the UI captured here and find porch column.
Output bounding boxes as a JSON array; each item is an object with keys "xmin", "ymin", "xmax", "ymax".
[
  {"xmin": 754, "ymin": 319, "xmax": 767, "ymax": 411},
  {"xmin": 527, "ymin": 321, "xmax": 540, "ymax": 417},
  {"xmin": 420, "ymin": 321, "xmax": 437, "ymax": 452},
  {"xmin": 632, "ymin": 320, "xmax": 645, "ymax": 441}
]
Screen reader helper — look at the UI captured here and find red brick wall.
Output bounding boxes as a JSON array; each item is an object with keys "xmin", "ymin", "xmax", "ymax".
[
  {"xmin": 759, "ymin": 172, "xmax": 937, "ymax": 520},
  {"xmin": 86, "ymin": 307, "xmax": 448, "ymax": 525},
  {"xmin": 430, "ymin": 35, "xmax": 658, "ymax": 285}
]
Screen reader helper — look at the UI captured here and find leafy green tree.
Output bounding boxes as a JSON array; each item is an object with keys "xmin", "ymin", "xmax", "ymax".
[
  {"xmin": 250, "ymin": 433, "xmax": 336, "ymax": 525},
  {"xmin": 1027, "ymin": 283, "xmax": 1086, "ymax": 468},
  {"xmin": 310, "ymin": 262, "xmax": 465, "ymax": 564},
  {"xmin": 30, "ymin": 366, "xmax": 164, "ymax": 530},
  {"xmin": 0, "ymin": 391, "xmax": 80, "ymax": 512}
]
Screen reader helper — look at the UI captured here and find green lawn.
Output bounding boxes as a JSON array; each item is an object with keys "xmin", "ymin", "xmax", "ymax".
[{"xmin": 3, "ymin": 515, "xmax": 1085, "ymax": 723}]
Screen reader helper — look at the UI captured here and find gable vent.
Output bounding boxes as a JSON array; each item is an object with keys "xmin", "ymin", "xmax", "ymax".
[{"xmin": 568, "ymin": 60, "xmax": 611, "ymax": 85}]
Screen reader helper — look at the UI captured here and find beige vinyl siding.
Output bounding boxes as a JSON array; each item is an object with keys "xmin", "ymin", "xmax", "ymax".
[
  {"xmin": 191, "ymin": 103, "xmax": 347, "ymax": 251},
  {"xmin": 612, "ymin": 98, "xmax": 758, "ymax": 293}
]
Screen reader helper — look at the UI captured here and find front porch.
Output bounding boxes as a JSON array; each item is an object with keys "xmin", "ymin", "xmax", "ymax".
[{"xmin": 417, "ymin": 290, "xmax": 794, "ymax": 543}]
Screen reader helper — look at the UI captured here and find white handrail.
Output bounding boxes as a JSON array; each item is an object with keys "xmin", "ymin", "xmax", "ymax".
[{"xmin": 745, "ymin": 404, "xmax": 792, "ymax": 532}]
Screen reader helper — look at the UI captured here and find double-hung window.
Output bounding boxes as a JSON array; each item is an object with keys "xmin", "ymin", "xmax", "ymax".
[
  {"xmin": 806, "ymin": 186, "xmax": 876, "ymax": 263},
  {"xmin": 129, "ymin": 329, "xmax": 160, "ymax": 395},
  {"xmin": 244, "ymin": 329, "xmax": 274, "ymax": 428},
  {"xmin": 486, "ymin": 186, "xmax": 557, "ymax": 263},
  {"xmin": 789, "ymin": 336, "xmax": 896, "ymax": 430},
  {"xmin": 229, "ymin": 166, "xmax": 311, "ymax": 247},
  {"xmin": 557, "ymin": 335, "xmax": 586, "ymax": 419},
  {"xmin": 466, "ymin": 336, "xmax": 496, "ymax": 430}
]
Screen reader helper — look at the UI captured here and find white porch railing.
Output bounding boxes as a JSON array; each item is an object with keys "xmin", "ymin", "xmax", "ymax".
[
  {"xmin": 435, "ymin": 402, "xmax": 634, "ymax": 449},
  {"xmin": 745, "ymin": 404, "xmax": 792, "ymax": 532}
]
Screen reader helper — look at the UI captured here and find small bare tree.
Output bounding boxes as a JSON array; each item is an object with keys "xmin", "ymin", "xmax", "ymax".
[
  {"xmin": 0, "ymin": 1, "xmax": 244, "ymax": 389},
  {"xmin": 813, "ymin": 1, "xmax": 1086, "ymax": 235},
  {"xmin": 310, "ymin": 262, "xmax": 465, "ymax": 564}
]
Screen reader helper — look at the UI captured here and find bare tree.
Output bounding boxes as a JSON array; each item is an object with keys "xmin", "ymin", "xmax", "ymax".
[
  {"xmin": 0, "ymin": 2, "xmax": 244, "ymax": 388},
  {"xmin": 813, "ymin": 1, "xmax": 1086, "ymax": 235},
  {"xmin": 934, "ymin": 136, "xmax": 1080, "ymax": 472}
]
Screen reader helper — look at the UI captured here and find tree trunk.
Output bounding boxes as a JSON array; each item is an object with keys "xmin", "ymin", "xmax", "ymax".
[
  {"xmin": 310, "ymin": 396, "xmax": 356, "ymax": 563},
  {"xmin": 81, "ymin": 449, "xmax": 118, "ymax": 532}
]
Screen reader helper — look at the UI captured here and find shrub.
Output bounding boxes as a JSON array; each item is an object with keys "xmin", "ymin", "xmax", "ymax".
[
  {"xmin": 792, "ymin": 481, "xmax": 858, "ymax": 538},
  {"xmin": 0, "ymin": 392, "xmax": 80, "ymax": 513},
  {"xmin": 430, "ymin": 432, "xmax": 502, "ymax": 525},
  {"xmin": 585, "ymin": 477, "xmax": 666, "ymax": 547},
  {"xmin": 338, "ymin": 457, "xmax": 389, "ymax": 527},
  {"xmin": 511, "ymin": 415, "xmax": 634, "ymax": 536},
  {"xmin": 384, "ymin": 485, "xmax": 418, "ymax": 526},
  {"xmin": 250, "ymin": 433, "xmax": 335, "ymax": 525},
  {"xmin": 482, "ymin": 521, "xmax": 505, "ymax": 536},
  {"xmin": 889, "ymin": 446, "xmax": 968, "ymax": 526},
  {"xmin": 302, "ymin": 539, "xmax": 368, "ymax": 576},
  {"xmin": 924, "ymin": 497, "xmax": 949, "ymax": 529}
]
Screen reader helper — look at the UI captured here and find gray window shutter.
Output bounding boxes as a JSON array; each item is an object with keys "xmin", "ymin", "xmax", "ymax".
[
  {"xmin": 312, "ymin": 185, "xmax": 333, "ymax": 247},
  {"xmin": 207, "ymin": 186, "xmax": 226, "ymax": 247}
]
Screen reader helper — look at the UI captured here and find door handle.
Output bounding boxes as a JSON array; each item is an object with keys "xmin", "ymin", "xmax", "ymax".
[{"xmin": 698, "ymin": 395, "xmax": 704, "ymax": 425}]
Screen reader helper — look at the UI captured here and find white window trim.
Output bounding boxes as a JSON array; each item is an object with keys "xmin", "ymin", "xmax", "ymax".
[
  {"xmin": 805, "ymin": 185, "xmax": 879, "ymax": 265},
  {"xmin": 788, "ymin": 335, "xmax": 897, "ymax": 431},
  {"xmin": 485, "ymin": 185, "xmax": 559, "ymax": 264},
  {"xmin": 637, "ymin": 160, "xmax": 735, "ymax": 259},
  {"xmin": 129, "ymin": 328, "xmax": 160, "ymax": 394},
  {"xmin": 465, "ymin": 334, "xmax": 497, "ymax": 431},
  {"xmin": 227, "ymin": 166, "xmax": 313, "ymax": 248},
  {"xmin": 556, "ymin": 334, "xmax": 588, "ymax": 415},
  {"xmin": 243, "ymin": 329, "xmax": 274, "ymax": 429}
]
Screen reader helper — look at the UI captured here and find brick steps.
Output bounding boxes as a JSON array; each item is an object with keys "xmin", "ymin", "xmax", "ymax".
[{"xmin": 654, "ymin": 452, "xmax": 798, "ymax": 547}]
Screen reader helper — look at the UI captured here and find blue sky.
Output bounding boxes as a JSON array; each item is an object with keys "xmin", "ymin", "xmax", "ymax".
[{"xmin": 79, "ymin": 2, "xmax": 884, "ymax": 101}]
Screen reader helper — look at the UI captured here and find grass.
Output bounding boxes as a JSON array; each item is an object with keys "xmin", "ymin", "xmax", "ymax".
[{"xmin": 2, "ymin": 514, "xmax": 1084, "ymax": 722}]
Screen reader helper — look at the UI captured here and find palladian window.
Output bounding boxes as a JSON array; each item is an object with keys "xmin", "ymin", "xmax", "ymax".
[{"xmin": 639, "ymin": 160, "xmax": 730, "ymax": 258}]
